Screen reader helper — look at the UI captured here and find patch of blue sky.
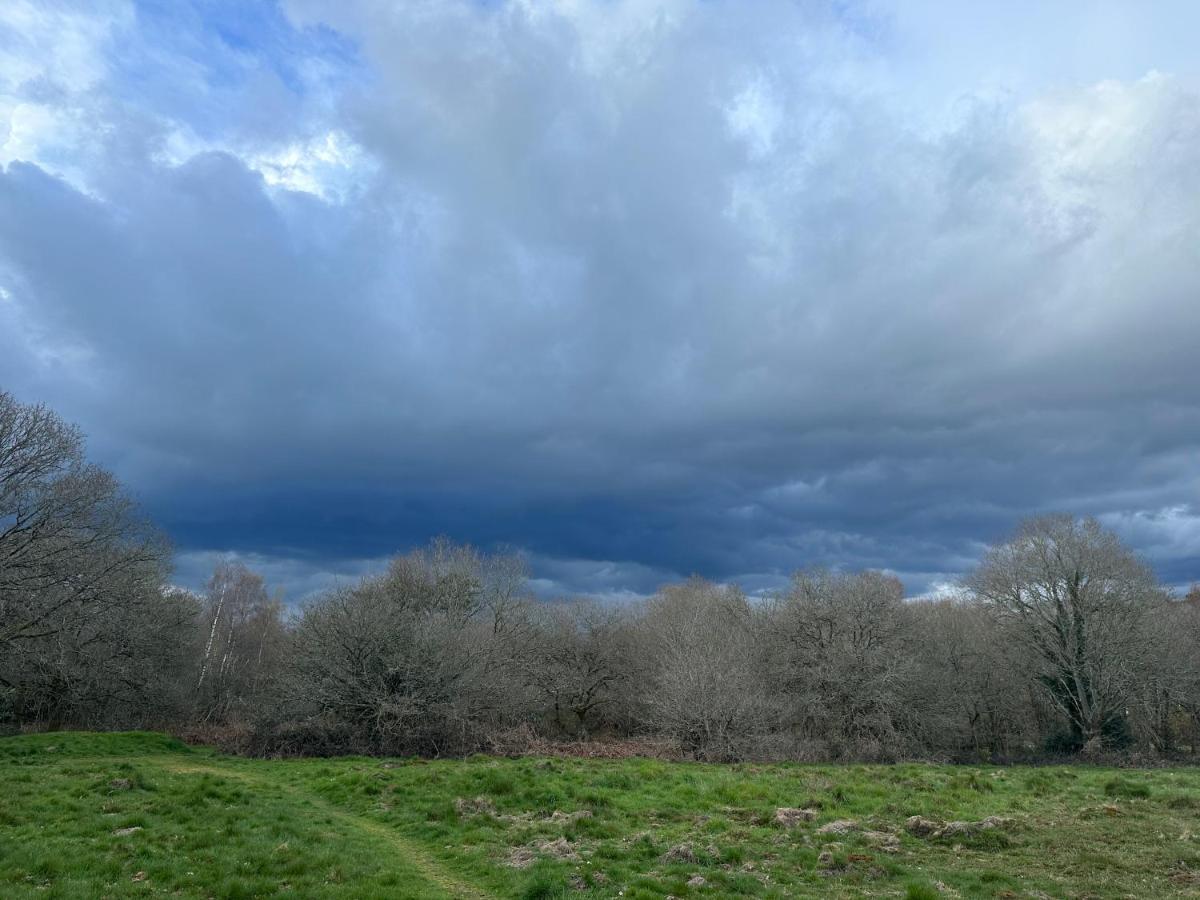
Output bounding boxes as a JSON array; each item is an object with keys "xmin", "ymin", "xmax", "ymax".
[{"xmin": 108, "ymin": 0, "xmax": 362, "ymax": 140}]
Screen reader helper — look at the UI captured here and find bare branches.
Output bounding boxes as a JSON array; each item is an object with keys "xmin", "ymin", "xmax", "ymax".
[
  {"xmin": 276, "ymin": 542, "xmax": 536, "ymax": 755},
  {"xmin": 192, "ymin": 562, "xmax": 284, "ymax": 723},
  {"xmin": 0, "ymin": 391, "xmax": 181, "ymax": 728},
  {"xmin": 966, "ymin": 515, "xmax": 1165, "ymax": 749}
]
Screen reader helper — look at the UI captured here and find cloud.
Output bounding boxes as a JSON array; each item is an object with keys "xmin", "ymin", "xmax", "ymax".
[
  {"xmin": 0, "ymin": 0, "xmax": 133, "ymax": 191},
  {"xmin": 172, "ymin": 548, "xmax": 389, "ymax": 605},
  {"xmin": 1100, "ymin": 506, "xmax": 1200, "ymax": 590},
  {"xmin": 1, "ymin": 1, "xmax": 1198, "ymax": 600}
]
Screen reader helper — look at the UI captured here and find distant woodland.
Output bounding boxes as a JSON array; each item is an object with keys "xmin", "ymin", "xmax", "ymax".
[{"xmin": 4, "ymin": 389, "xmax": 1200, "ymax": 763}]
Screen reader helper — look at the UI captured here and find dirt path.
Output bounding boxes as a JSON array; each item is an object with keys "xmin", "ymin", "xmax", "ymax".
[{"xmin": 152, "ymin": 758, "xmax": 495, "ymax": 900}]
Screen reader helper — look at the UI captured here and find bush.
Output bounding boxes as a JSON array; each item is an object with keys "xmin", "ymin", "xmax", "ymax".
[{"xmin": 1042, "ymin": 729, "xmax": 1083, "ymax": 757}]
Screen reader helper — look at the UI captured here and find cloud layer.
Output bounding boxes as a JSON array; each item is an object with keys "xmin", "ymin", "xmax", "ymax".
[{"xmin": 2, "ymin": 0, "xmax": 1198, "ymax": 599}]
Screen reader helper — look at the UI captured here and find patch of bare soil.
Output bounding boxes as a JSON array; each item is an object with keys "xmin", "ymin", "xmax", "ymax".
[
  {"xmin": 773, "ymin": 807, "xmax": 818, "ymax": 827},
  {"xmin": 660, "ymin": 843, "xmax": 698, "ymax": 864},
  {"xmin": 507, "ymin": 837, "xmax": 582, "ymax": 868},
  {"xmin": 454, "ymin": 796, "xmax": 497, "ymax": 818},
  {"xmin": 904, "ymin": 815, "xmax": 1013, "ymax": 839},
  {"xmin": 816, "ymin": 819, "xmax": 858, "ymax": 835}
]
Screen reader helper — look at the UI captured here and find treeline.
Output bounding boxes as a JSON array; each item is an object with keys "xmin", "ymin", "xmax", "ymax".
[{"xmin": 3, "ymin": 390, "xmax": 1200, "ymax": 763}]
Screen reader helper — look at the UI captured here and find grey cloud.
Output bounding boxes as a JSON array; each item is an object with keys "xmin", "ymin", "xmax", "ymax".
[
  {"xmin": 172, "ymin": 548, "xmax": 388, "ymax": 605},
  {"xmin": 1, "ymin": 1, "xmax": 1198, "ymax": 599}
]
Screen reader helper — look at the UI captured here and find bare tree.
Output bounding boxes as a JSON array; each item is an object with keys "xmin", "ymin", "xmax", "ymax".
[
  {"xmin": 765, "ymin": 570, "xmax": 915, "ymax": 759},
  {"xmin": 521, "ymin": 600, "xmax": 632, "ymax": 737},
  {"xmin": 1123, "ymin": 597, "xmax": 1200, "ymax": 754},
  {"xmin": 0, "ymin": 391, "xmax": 184, "ymax": 728},
  {"xmin": 279, "ymin": 541, "xmax": 531, "ymax": 755},
  {"xmin": 193, "ymin": 561, "xmax": 285, "ymax": 723},
  {"xmin": 966, "ymin": 515, "xmax": 1165, "ymax": 750},
  {"xmin": 908, "ymin": 598, "xmax": 1040, "ymax": 759},
  {"xmin": 638, "ymin": 578, "xmax": 777, "ymax": 760},
  {"xmin": 0, "ymin": 392, "xmax": 167, "ymax": 649}
]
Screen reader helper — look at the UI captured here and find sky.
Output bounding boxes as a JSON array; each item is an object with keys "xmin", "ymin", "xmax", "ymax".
[{"xmin": 1, "ymin": 0, "xmax": 1198, "ymax": 602}]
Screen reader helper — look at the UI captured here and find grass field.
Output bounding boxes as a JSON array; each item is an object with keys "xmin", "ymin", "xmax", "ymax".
[{"xmin": 2, "ymin": 733, "xmax": 1200, "ymax": 898}]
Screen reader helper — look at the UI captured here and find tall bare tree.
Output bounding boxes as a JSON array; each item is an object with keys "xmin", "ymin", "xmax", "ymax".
[
  {"xmin": 0, "ymin": 391, "xmax": 183, "ymax": 727},
  {"xmin": 966, "ymin": 515, "xmax": 1165, "ymax": 749},
  {"xmin": 639, "ymin": 578, "xmax": 777, "ymax": 760},
  {"xmin": 766, "ymin": 570, "xmax": 915, "ymax": 759},
  {"xmin": 194, "ymin": 561, "xmax": 285, "ymax": 723}
]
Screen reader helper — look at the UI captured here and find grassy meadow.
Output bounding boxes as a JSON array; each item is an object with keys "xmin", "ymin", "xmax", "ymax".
[{"xmin": 2, "ymin": 733, "xmax": 1199, "ymax": 899}]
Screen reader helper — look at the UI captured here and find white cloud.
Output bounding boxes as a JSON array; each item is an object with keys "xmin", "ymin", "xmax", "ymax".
[
  {"xmin": 726, "ymin": 76, "xmax": 783, "ymax": 159},
  {"xmin": 0, "ymin": 1, "xmax": 130, "ymax": 190},
  {"xmin": 248, "ymin": 130, "xmax": 374, "ymax": 200},
  {"xmin": 156, "ymin": 126, "xmax": 375, "ymax": 202},
  {"xmin": 0, "ymin": 0, "xmax": 130, "ymax": 93}
]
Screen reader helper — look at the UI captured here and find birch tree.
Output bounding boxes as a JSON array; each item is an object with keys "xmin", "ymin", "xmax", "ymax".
[{"xmin": 194, "ymin": 561, "xmax": 284, "ymax": 722}]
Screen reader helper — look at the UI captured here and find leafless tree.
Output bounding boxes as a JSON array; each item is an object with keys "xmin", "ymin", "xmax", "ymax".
[
  {"xmin": 0, "ymin": 392, "xmax": 167, "ymax": 647},
  {"xmin": 1123, "ymin": 597, "xmax": 1200, "ymax": 754},
  {"xmin": 966, "ymin": 515, "xmax": 1166, "ymax": 750},
  {"xmin": 907, "ymin": 598, "xmax": 1040, "ymax": 759},
  {"xmin": 765, "ymin": 570, "xmax": 915, "ymax": 759},
  {"xmin": 520, "ymin": 600, "xmax": 633, "ymax": 737},
  {"xmin": 638, "ymin": 578, "xmax": 778, "ymax": 760},
  {"xmin": 279, "ymin": 541, "xmax": 532, "ymax": 755},
  {"xmin": 0, "ymin": 391, "xmax": 185, "ymax": 728},
  {"xmin": 193, "ymin": 561, "xmax": 286, "ymax": 723}
]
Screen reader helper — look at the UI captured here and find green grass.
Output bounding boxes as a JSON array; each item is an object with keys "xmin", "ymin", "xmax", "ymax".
[{"xmin": 3, "ymin": 733, "xmax": 1200, "ymax": 897}]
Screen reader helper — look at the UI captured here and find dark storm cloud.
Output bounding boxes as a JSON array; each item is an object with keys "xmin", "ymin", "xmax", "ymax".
[{"xmin": 1, "ymin": 0, "xmax": 1198, "ymax": 599}]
